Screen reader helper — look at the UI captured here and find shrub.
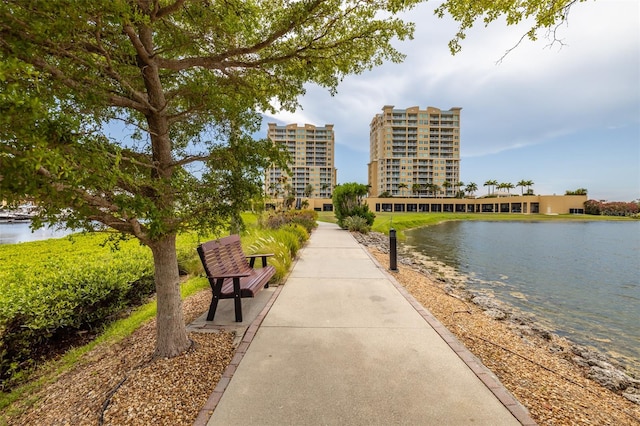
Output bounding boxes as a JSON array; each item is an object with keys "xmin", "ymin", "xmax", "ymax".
[
  {"xmin": 280, "ymin": 223, "xmax": 310, "ymax": 244},
  {"xmin": 584, "ymin": 199, "xmax": 601, "ymax": 215},
  {"xmin": 176, "ymin": 239, "xmax": 204, "ymax": 276},
  {"xmin": 245, "ymin": 235, "xmax": 291, "ymax": 282},
  {"xmin": 332, "ymin": 182, "xmax": 375, "ymax": 228},
  {"xmin": 585, "ymin": 199, "xmax": 640, "ymax": 216},
  {"xmin": 259, "ymin": 210, "xmax": 317, "ymax": 233},
  {"xmin": 0, "ymin": 234, "xmax": 155, "ymax": 390},
  {"xmin": 342, "ymin": 216, "xmax": 371, "ymax": 233},
  {"xmin": 565, "ymin": 188, "xmax": 588, "ymax": 195},
  {"xmin": 349, "ymin": 205, "xmax": 375, "ymax": 226},
  {"xmin": 243, "ymin": 223, "xmax": 310, "ymax": 283}
]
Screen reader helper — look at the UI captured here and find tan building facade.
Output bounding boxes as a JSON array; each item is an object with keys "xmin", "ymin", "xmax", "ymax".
[
  {"xmin": 265, "ymin": 123, "xmax": 337, "ymax": 199},
  {"xmin": 302, "ymin": 195, "xmax": 588, "ymax": 215},
  {"xmin": 369, "ymin": 105, "xmax": 462, "ymax": 198}
]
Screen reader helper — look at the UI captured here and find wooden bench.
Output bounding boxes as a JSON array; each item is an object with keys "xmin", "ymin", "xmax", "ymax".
[{"xmin": 197, "ymin": 235, "xmax": 275, "ymax": 322}]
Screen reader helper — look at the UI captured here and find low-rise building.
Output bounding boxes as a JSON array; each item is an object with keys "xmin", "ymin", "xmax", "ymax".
[{"xmin": 301, "ymin": 194, "xmax": 588, "ymax": 215}]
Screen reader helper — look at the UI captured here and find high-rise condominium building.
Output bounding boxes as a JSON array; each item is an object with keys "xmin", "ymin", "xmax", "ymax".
[
  {"xmin": 368, "ymin": 105, "xmax": 461, "ymax": 198},
  {"xmin": 265, "ymin": 123, "xmax": 337, "ymax": 199}
]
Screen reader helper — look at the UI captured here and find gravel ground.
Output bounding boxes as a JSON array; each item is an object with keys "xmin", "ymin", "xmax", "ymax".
[
  {"xmin": 5, "ymin": 290, "xmax": 235, "ymax": 426},
  {"xmin": 4, "ymin": 234, "xmax": 640, "ymax": 425}
]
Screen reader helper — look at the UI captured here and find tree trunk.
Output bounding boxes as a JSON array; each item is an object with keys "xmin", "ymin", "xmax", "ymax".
[{"xmin": 149, "ymin": 234, "xmax": 191, "ymax": 358}]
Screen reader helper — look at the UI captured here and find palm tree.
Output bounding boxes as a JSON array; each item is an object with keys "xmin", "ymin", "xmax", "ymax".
[
  {"xmin": 397, "ymin": 182, "xmax": 408, "ymax": 197},
  {"xmin": 442, "ymin": 181, "xmax": 451, "ymax": 197},
  {"xmin": 455, "ymin": 181, "xmax": 465, "ymax": 198},
  {"xmin": 422, "ymin": 184, "xmax": 430, "ymax": 198},
  {"xmin": 484, "ymin": 179, "xmax": 498, "ymax": 195},
  {"xmin": 422, "ymin": 183, "xmax": 432, "ymax": 198},
  {"xmin": 284, "ymin": 184, "xmax": 296, "ymax": 210},
  {"xmin": 517, "ymin": 180, "xmax": 528, "ymax": 195},
  {"xmin": 303, "ymin": 183, "xmax": 314, "ymax": 198},
  {"xmin": 431, "ymin": 183, "xmax": 441, "ymax": 198},
  {"xmin": 320, "ymin": 183, "xmax": 330, "ymax": 198},
  {"xmin": 498, "ymin": 182, "xmax": 514, "ymax": 194},
  {"xmin": 412, "ymin": 183, "xmax": 421, "ymax": 198},
  {"xmin": 524, "ymin": 180, "xmax": 534, "ymax": 195},
  {"xmin": 465, "ymin": 182, "xmax": 478, "ymax": 197}
]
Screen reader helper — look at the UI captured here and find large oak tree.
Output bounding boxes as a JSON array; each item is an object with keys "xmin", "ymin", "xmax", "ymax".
[{"xmin": 0, "ymin": 0, "xmax": 583, "ymax": 358}]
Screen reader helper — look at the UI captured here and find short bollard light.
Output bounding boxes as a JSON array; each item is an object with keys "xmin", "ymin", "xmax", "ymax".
[{"xmin": 389, "ymin": 228, "xmax": 398, "ymax": 271}]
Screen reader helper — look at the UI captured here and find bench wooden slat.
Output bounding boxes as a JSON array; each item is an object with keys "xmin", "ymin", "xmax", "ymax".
[{"xmin": 197, "ymin": 234, "xmax": 275, "ymax": 322}]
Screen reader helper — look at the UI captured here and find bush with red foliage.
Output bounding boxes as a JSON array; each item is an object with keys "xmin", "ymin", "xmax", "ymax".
[{"xmin": 584, "ymin": 199, "xmax": 640, "ymax": 216}]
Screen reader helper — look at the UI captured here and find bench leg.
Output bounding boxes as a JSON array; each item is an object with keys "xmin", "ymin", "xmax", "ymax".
[
  {"xmin": 207, "ymin": 296, "xmax": 219, "ymax": 321},
  {"xmin": 234, "ymin": 294, "xmax": 243, "ymax": 322},
  {"xmin": 233, "ymin": 277, "xmax": 243, "ymax": 322},
  {"xmin": 206, "ymin": 278, "xmax": 224, "ymax": 322}
]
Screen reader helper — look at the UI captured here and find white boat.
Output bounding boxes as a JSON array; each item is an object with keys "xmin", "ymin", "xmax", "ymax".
[{"xmin": 0, "ymin": 204, "xmax": 36, "ymax": 223}]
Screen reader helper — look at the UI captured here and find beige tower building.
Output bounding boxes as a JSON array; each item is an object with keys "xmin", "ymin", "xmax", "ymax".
[
  {"xmin": 368, "ymin": 105, "xmax": 461, "ymax": 198},
  {"xmin": 266, "ymin": 123, "xmax": 337, "ymax": 199}
]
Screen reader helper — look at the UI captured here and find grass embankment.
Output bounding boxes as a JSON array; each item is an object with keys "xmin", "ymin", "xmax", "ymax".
[
  {"xmin": 0, "ymin": 277, "xmax": 209, "ymax": 419},
  {"xmin": 0, "ymin": 210, "xmax": 315, "ymax": 420},
  {"xmin": 0, "ymin": 231, "xmax": 210, "ymax": 414}
]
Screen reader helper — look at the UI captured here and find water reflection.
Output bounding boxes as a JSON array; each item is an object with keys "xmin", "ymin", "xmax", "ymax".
[
  {"xmin": 405, "ymin": 221, "xmax": 640, "ymax": 373},
  {"xmin": 0, "ymin": 222, "xmax": 72, "ymax": 244}
]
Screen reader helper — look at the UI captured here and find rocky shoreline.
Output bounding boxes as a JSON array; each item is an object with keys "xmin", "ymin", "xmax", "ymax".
[{"xmin": 352, "ymin": 231, "xmax": 640, "ymax": 405}]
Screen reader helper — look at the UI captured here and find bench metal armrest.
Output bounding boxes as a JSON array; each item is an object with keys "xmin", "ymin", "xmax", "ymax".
[{"xmin": 246, "ymin": 253, "xmax": 274, "ymax": 267}]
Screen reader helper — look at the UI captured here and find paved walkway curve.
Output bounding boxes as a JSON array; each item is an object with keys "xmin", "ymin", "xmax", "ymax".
[{"xmin": 196, "ymin": 222, "xmax": 536, "ymax": 425}]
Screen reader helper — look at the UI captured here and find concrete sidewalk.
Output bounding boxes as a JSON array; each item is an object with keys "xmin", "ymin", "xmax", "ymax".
[{"xmin": 195, "ymin": 222, "xmax": 535, "ymax": 425}]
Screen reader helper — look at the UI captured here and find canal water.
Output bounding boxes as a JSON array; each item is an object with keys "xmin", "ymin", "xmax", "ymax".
[
  {"xmin": 0, "ymin": 222, "xmax": 73, "ymax": 245},
  {"xmin": 405, "ymin": 220, "xmax": 640, "ymax": 374}
]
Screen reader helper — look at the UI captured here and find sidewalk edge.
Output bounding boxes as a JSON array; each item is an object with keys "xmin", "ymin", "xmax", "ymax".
[{"xmin": 358, "ymin": 236, "xmax": 537, "ymax": 426}]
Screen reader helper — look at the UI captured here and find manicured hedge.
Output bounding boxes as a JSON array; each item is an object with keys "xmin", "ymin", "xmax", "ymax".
[{"xmin": 0, "ymin": 233, "xmax": 155, "ymax": 389}]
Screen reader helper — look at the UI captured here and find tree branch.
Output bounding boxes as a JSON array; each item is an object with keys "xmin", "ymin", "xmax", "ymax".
[
  {"xmin": 0, "ymin": 11, "xmax": 152, "ymax": 113},
  {"xmin": 154, "ymin": 0, "xmax": 187, "ymax": 21},
  {"xmin": 495, "ymin": 0, "xmax": 578, "ymax": 64},
  {"xmin": 36, "ymin": 164, "xmax": 155, "ymax": 241},
  {"xmin": 171, "ymin": 153, "xmax": 215, "ymax": 168},
  {"xmin": 154, "ymin": 0, "xmax": 325, "ymax": 71}
]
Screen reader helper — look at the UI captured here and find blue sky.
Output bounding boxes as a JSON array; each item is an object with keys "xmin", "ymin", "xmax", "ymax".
[{"xmin": 261, "ymin": 0, "xmax": 640, "ymax": 201}]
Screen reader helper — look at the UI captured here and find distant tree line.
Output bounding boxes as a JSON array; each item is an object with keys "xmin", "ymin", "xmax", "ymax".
[
  {"xmin": 376, "ymin": 179, "xmax": 536, "ymax": 199},
  {"xmin": 565, "ymin": 188, "xmax": 588, "ymax": 195}
]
